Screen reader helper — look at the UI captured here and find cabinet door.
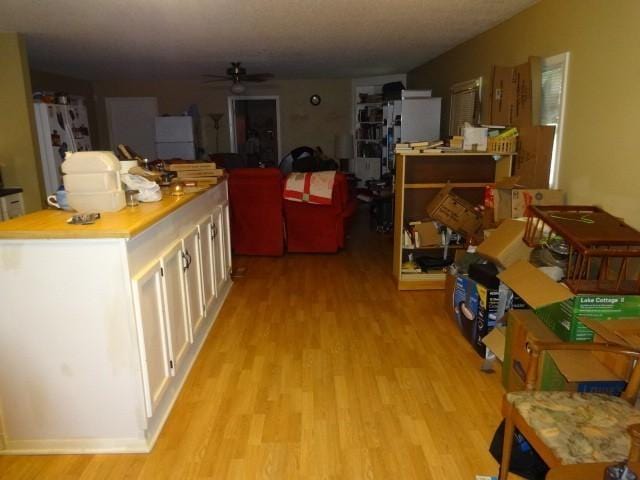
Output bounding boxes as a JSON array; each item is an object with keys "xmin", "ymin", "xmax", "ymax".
[
  {"xmin": 221, "ymin": 203, "xmax": 232, "ymax": 282},
  {"xmin": 182, "ymin": 226, "xmax": 205, "ymax": 338},
  {"xmin": 197, "ymin": 215, "xmax": 216, "ymax": 315},
  {"xmin": 212, "ymin": 207, "xmax": 225, "ymax": 292},
  {"xmin": 160, "ymin": 242, "xmax": 191, "ymax": 370},
  {"xmin": 131, "ymin": 260, "xmax": 171, "ymax": 417}
]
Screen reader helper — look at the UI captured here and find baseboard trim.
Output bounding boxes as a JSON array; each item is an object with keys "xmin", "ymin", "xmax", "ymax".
[{"xmin": 0, "ymin": 437, "xmax": 149, "ymax": 455}]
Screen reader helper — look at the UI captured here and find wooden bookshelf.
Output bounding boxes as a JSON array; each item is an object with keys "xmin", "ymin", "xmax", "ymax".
[{"xmin": 392, "ymin": 151, "xmax": 514, "ymax": 290}]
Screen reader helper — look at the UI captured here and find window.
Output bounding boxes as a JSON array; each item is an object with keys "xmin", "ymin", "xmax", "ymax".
[
  {"xmin": 449, "ymin": 78, "xmax": 482, "ymax": 136},
  {"xmin": 540, "ymin": 52, "xmax": 570, "ymax": 188}
]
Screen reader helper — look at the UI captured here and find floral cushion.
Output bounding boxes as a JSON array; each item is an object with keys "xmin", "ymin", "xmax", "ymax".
[{"xmin": 507, "ymin": 391, "xmax": 640, "ymax": 465}]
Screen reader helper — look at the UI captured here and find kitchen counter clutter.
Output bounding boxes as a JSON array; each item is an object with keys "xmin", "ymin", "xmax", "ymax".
[
  {"xmin": 0, "ymin": 180, "xmax": 232, "ymax": 454},
  {"xmin": 0, "ymin": 188, "xmax": 204, "ymax": 239}
]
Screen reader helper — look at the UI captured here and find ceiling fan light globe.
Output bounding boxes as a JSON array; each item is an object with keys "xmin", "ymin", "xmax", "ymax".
[{"xmin": 230, "ymin": 82, "xmax": 246, "ymax": 94}]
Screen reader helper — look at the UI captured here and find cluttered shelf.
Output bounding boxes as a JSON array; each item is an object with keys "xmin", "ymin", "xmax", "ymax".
[{"xmin": 392, "ymin": 150, "xmax": 515, "ymax": 290}]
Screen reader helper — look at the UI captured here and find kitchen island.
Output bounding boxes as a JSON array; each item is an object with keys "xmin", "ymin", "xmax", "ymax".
[{"xmin": 0, "ymin": 181, "xmax": 232, "ymax": 454}]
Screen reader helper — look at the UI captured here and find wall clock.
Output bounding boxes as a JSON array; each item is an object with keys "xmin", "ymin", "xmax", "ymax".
[{"xmin": 309, "ymin": 94, "xmax": 322, "ymax": 106}]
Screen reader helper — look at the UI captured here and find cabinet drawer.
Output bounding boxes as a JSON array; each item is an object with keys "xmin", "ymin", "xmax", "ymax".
[{"xmin": 2, "ymin": 193, "xmax": 24, "ymax": 219}]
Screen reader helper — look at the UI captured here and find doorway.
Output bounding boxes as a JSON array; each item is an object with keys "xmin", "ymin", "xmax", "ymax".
[{"xmin": 228, "ymin": 96, "xmax": 281, "ymax": 167}]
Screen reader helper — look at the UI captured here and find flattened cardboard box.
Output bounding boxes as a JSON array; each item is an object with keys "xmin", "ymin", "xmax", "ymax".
[
  {"xmin": 498, "ymin": 260, "xmax": 640, "ymax": 341},
  {"xmin": 489, "ymin": 57, "xmax": 541, "ymax": 127},
  {"xmin": 514, "ymin": 126, "xmax": 556, "ymax": 188}
]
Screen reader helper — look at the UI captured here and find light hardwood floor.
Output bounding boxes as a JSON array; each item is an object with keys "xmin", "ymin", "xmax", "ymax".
[{"xmin": 0, "ymin": 208, "xmax": 509, "ymax": 479}]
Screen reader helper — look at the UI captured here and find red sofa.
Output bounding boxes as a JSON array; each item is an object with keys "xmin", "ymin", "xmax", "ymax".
[
  {"xmin": 284, "ymin": 172, "xmax": 357, "ymax": 253},
  {"xmin": 228, "ymin": 168, "xmax": 284, "ymax": 256},
  {"xmin": 228, "ymin": 168, "xmax": 356, "ymax": 255}
]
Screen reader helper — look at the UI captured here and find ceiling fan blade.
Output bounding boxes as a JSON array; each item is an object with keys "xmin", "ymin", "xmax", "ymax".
[
  {"xmin": 202, "ymin": 74, "xmax": 232, "ymax": 79},
  {"xmin": 202, "ymin": 79, "xmax": 233, "ymax": 84},
  {"xmin": 241, "ymin": 73, "xmax": 274, "ymax": 82}
]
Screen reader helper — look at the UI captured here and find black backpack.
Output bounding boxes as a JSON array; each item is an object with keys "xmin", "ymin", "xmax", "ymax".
[{"xmin": 489, "ymin": 420, "xmax": 549, "ymax": 480}]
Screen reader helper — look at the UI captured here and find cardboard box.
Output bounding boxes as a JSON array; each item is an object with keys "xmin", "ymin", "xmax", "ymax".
[
  {"xmin": 453, "ymin": 275, "xmax": 507, "ymax": 358},
  {"xmin": 491, "ymin": 176, "xmax": 564, "ymax": 222},
  {"xmin": 426, "ymin": 185, "xmax": 483, "ymax": 240},
  {"xmin": 498, "ymin": 260, "xmax": 640, "ymax": 342},
  {"xmin": 489, "ymin": 57, "xmax": 541, "ymax": 127},
  {"xmin": 584, "ymin": 318, "xmax": 640, "ymax": 379},
  {"xmin": 444, "ymin": 272, "xmax": 457, "ymax": 324},
  {"xmin": 463, "ymin": 127, "xmax": 488, "ymax": 152},
  {"xmin": 502, "ymin": 310, "xmax": 626, "ymax": 395},
  {"xmin": 489, "ymin": 65, "xmax": 514, "ymax": 126},
  {"xmin": 476, "ymin": 219, "xmax": 532, "ymax": 268},
  {"xmin": 515, "ymin": 126, "xmax": 556, "ymax": 188},
  {"xmin": 411, "ymin": 220, "xmax": 441, "ymax": 247},
  {"xmin": 482, "ymin": 326, "xmax": 506, "ymax": 362}
]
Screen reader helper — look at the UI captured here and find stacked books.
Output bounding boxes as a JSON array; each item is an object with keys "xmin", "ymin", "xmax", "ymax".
[
  {"xmin": 166, "ymin": 162, "xmax": 224, "ymax": 186},
  {"xmin": 395, "ymin": 140, "xmax": 444, "ymax": 154}
]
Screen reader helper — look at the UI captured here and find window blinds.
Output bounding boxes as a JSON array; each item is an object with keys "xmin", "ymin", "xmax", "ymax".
[
  {"xmin": 541, "ymin": 64, "xmax": 564, "ymax": 125},
  {"xmin": 449, "ymin": 79, "xmax": 480, "ymax": 136}
]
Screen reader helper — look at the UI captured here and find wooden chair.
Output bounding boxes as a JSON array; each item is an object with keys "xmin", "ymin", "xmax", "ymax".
[{"xmin": 499, "ymin": 341, "xmax": 640, "ymax": 480}]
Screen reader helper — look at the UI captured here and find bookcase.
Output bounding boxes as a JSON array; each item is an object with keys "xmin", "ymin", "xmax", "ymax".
[
  {"xmin": 392, "ymin": 151, "xmax": 514, "ymax": 290},
  {"xmin": 353, "ymin": 85, "xmax": 386, "ymax": 185}
]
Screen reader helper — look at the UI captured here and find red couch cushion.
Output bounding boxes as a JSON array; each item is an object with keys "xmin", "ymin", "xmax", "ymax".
[
  {"xmin": 228, "ymin": 168, "xmax": 284, "ymax": 256},
  {"xmin": 284, "ymin": 172, "xmax": 356, "ymax": 253}
]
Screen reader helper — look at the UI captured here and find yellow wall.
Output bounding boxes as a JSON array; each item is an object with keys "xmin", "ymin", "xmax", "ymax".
[
  {"xmin": 0, "ymin": 33, "xmax": 43, "ymax": 211},
  {"xmin": 92, "ymin": 78, "xmax": 351, "ymax": 159},
  {"xmin": 408, "ymin": 0, "xmax": 640, "ymax": 228}
]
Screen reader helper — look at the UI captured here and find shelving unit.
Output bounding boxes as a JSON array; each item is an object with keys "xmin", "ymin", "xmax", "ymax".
[
  {"xmin": 353, "ymin": 86, "xmax": 384, "ymax": 185},
  {"xmin": 392, "ymin": 151, "xmax": 514, "ymax": 290}
]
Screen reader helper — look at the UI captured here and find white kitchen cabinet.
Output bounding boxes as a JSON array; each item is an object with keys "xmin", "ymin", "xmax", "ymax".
[
  {"xmin": 132, "ymin": 259, "xmax": 172, "ymax": 418},
  {"xmin": 222, "ymin": 203, "xmax": 232, "ymax": 281},
  {"xmin": 160, "ymin": 241, "xmax": 191, "ymax": 371},
  {"xmin": 182, "ymin": 226, "xmax": 204, "ymax": 339},
  {"xmin": 0, "ymin": 181, "xmax": 232, "ymax": 454},
  {"xmin": 197, "ymin": 215, "xmax": 216, "ymax": 318},
  {"xmin": 212, "ymin": 206, "xmax": 226, "ymax": 290}
]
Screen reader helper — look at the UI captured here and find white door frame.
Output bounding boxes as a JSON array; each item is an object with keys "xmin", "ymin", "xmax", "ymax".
[{"xmin": 227, "ymin": 96, "xmax": 281, "ymax": 161}]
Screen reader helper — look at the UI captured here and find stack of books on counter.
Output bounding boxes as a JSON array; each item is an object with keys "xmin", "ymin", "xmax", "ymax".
[
  {"xmin": 166, "ymin": 162, "xmax": 224, "ymax": 186},
  {"xmin": 395, "ymin": 140, "xmax": 444, "ymax": 154}
]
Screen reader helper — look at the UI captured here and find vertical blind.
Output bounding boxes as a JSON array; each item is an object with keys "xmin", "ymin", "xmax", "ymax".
[
  {"xmin": 449, "ymin": 79, "xmax": 481, "ymax": 136},
  {"xmin": 541, "ymin": 64, "xmax": 564, "ymax": 125}
]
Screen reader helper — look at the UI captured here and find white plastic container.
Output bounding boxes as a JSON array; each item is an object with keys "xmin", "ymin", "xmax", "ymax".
[
  {"xmin": 67, "ymin": 190, "xmax": 125, "ymax": 213},
  {"xmin": 63, "ymin": 172, "xmax": 121, "ymax": 193},
  {"xmin": 62, "ymin": 151, "xmax": 120, "ymax": 174}
]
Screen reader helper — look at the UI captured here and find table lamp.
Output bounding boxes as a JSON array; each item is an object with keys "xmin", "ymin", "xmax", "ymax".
[{"xmin": 334, "ymin": 134, "xmax": 353, "ymax": 172}]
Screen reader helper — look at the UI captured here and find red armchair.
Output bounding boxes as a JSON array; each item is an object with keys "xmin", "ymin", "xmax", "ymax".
[
  {"xmin": 284, "ymin": 172, "xmax": 357, "ymax": 253},
  {"xmin": 228, "ymin": 168, "xmax": 285, "ymax": 256}
]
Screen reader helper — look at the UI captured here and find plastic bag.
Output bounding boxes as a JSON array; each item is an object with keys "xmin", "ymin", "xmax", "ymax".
[{"xmin": 121, "ymin": 174, "xmax": 162, "ymax": 203}]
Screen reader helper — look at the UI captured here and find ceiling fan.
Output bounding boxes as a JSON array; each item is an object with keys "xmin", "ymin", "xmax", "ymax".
[{"xmin": 203, "ymin": 62, "xmax": 274, "ymax": 93}]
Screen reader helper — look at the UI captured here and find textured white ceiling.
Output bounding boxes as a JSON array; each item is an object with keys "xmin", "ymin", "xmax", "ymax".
[{"xmin": 1, "ymin": 0, "xmax": 536, "ymax": 80}]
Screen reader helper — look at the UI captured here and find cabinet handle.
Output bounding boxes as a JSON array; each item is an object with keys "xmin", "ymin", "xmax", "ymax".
[
  {"xmin": 211, "ymin": 223, "xmax": 218, "ymax": 239},
  {"xmin": 182, "ymin": 251, "xmax": 189, "ymax": 272},
  {"xmin": 186, "ymin": 250, "xmax": 192, "ymax": 269}
]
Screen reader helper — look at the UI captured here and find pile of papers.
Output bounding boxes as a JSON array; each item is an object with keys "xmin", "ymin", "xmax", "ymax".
[{"xmin": 166, "ymin": 162, "xmax": 224, "ymax": 186}]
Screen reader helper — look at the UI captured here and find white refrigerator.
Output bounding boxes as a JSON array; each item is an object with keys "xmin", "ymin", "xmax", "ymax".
[
  {"xmin": 155, "ymin": 116, "xmax": 196, "ymax": 160},
  {"xmin": 33, "ymin": 99, "xmax": 92, "ymax": 195},
  {"xmin": 383, "ymin": 90, "xmax": 441, "ymax": 169}
]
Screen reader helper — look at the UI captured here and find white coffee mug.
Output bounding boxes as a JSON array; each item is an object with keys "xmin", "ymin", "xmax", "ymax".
[{"xmin": 47, "ymin": 190, "xmax": 71, "ymax": 210}]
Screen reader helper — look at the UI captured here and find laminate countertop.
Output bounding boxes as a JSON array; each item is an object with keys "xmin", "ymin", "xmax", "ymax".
[{"xmin": 0, "ymin": 184, "xmax": 221, "ymax": 240}]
